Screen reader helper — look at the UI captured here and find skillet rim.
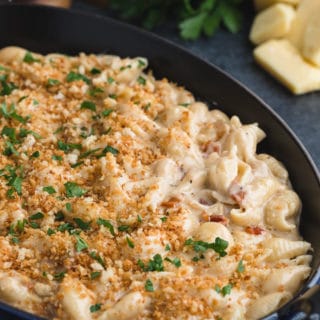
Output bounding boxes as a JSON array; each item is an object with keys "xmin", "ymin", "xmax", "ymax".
[{"xmin": 0, "ymin": 3, "xmax": 319, "ymax": 319}]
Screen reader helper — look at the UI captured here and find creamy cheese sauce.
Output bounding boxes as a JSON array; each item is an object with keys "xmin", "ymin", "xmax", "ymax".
[{"xmin": 0, "ymin": 46, "xmax": 312, "ymax": 320}]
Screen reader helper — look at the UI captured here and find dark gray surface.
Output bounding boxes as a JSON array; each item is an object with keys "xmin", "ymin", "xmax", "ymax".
[{"xmin": 74, "ymin": 1, "xmax": 320, "ymax": 173}]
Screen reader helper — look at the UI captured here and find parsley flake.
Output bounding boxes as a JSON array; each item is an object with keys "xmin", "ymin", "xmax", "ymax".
[
  {"xmin": 74, "ymin": 218, "xmax": 91, "ymax": 230},
  {"xmin": 23, "ymin": 52, "xmax": 40, "ymax": 63},
  {"xmin": 184, "ymin": 237, "xmax": 228, "ymax": 258},
  {"xmin": 53, "ymin": 271, "xmax": 66, "ymax": 281},
  {"xmin": 80, "ymin": 100, "xmax": 96, "ymax": 112},
  {"xmin": 90, "ymin": 271, "xmax": 101, "ymax": 280},
  {"xmin": 47, "ymin": 78, "xmax": 60, "ymax": 87},
  {"xmin": 237, "ymin": 259, "xmax": 245, "ymax": 273},
  {"xmin": 90, "ymin": 67, "xmax": 101, "ymax": 75},
  {"xmin": 90, "ymin": 303, "xmax": 102, "ymax": 313},
  {"xmin": 43, "ymin": 186, "xmax": 56, "ymax": 194},
  {"xmin": 64, "ymin": 182, "xmax": 87, "ymax": 198},
  {"xmin": 126, "ymin": 236, "xmax": 134, "ymax": 248},
  {"xmin": 101, "ymin": 109, "xmax": 113, "ymax": 117},
  {"xmin": 30, "ymin": 212, "xmax": 44, "ymax": 220},
  {"xmin": 57, "ymin": 140, "xmax": 82, "ymax": 153},
  {"xmin": 164, "ymin": 257, "xmax": 181, "ymax": 268},
  {"xmin": 97, "ymin": 218, "xmax": 115, "ymax": 236},
  {"xmin": 75, "ymin": 235, "xmax": 88, "ymax": 252},
  {"xmin": 137, "ymin": 76, "xmax": 146, "ymax": 85},
  {"xmin": 89, "ymin": 251, "xmax": 105, "ymax": 268},
  {"xmin": 66, "ymin": 71, "xmax": 91, "ymax": 84},
  {"xmin": 145, "ymin": 279, "xmax": 154, "ymax": 292}
]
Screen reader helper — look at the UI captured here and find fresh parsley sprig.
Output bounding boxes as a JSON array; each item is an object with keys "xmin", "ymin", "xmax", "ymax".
[{"xmin": 109, "ymin": 0, "xmax": 244, "ymax": 40}]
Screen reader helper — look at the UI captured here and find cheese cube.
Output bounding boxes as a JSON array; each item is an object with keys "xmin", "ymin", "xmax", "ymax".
[
  {"xmin": 250, "ymin": 4, "xmax": 295, "ymax": 45},
  {"xmin": 287, "ymin": 0, "xmax": 320, "ymax": 50},
  {"xmin": 254, "ymin": 0, "xmax": 300, "ymax": 11},
  {"xmin": 302, "ymin": 12, "xmax": 320, "ymax": 67},
  {"xmin": 254, "ymin": 39, "xmax": 320, "ymax": 94}
]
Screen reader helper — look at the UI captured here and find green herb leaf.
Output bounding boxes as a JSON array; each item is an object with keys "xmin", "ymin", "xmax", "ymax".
[
  {"xmin": 90, "ymin": 271, "xmax": 101, "ymax": 280},
  {"xmin": 89, "ymin": 251, "xmax": 105, "ymax": 268},
  {"xmin": 165, "ymin": 257, "xmax": 181, "ymax": 268},
  {"xmin": 97, "ymin": 218, "xmax": 115, "ymax": 236},
  {"xmin": 89, "ymin": 87, "xmax": 104, "ymax": 97},
  {"xmin": 220, "ymin": 2, "xmax": 242, "ymax": 34},
  {"xmin": 31, "ymin": 151, "xmax": 40, "ymax": 158},
  {"xmin": 75, "ymin": 235, "xmax": 88, "ymax": 252},
  {"xmin": 47, "ymin": 78, "xmax": 60, "ymax": 87},
  {"xmin": 184, "ymin": 237, "xmax": 228, "ymax": 258},
  {"xmin": 64, "ymin": 182, "xmax": 87, "ymax": 198},
  {"xmin": 90, "ymin": 303, "xmax": 102, "ymax": 313},
  {"xmin": 138, "ymin": 59, "xmax": 146, "ymax": 68},
  {"xmin": 140, "ymin": 254, "xmax": 164, "ymax": 272},
  {"xmin": 80, "ymin": 100, "xmax": 96, "ymax": 112},
  {"xmin": 179, "ymin": 12, "xmax": 207, "ymax": 40},
  {"xmin": 74, "ymin": 218, "xmax": 91, "ymax": 230},
  {"xmin": 107, "ymin": 77, "xmax": 115, "ymax": 84},
  {"xmin": 237, "ymin": 259, "xmax": 245, "ymax": 273},
  {"xmin": 145, "ymin": 279, "xmax": 154, "ymax": 292},
  {"xmin": 137, "ymin": 76, "xmax": 146, "ymax": 85},
  {"xmin": 65, "ymin": 202, "xmax": 72, "ymax": 212},
  {"xmin": 126, "ymin": 236, "xmax": 134, "ymax": 248},
  {"xmin": 90, "ymin": 68, "xmax": 101, "ymax": 75},
  {"xmin": 118, "ymin": 225, "xmax": 130, "ymax": 232},
  {"xmin": 43, "ymin": 186, "xmax": 56, "ymax": 194},
  {"xmin": 47, "ymin": 228, "xmax": 55, "ymax": 236},
  {"xmin": 102, "ymin": 109, "xmax": 113, "ymax": 117},
  {"xmin": 52, "ymin": 154, "xmax": 63, "ymax": 161},
  {"xmin": 221, "ymin": 284, "xmax": 232, "ymax": 296},
  {"xmin": 53, "ymin": 271, "xmax": 66, "ymax": 281},
  {"xmin": 66, "ymin": 71, "xmax": 91, "ymax": 84},
  {"xmin": 57, "ymin": 141, "xmax": 82, "ymax": 153},
  {"xmin": 165, "ymin": 244, "xmax": 171, "ymax": 251},
  {"xmin": 23, "ymin": 52, "xmax": 40, "ymax": 63},
  {"xmin": 79, "ymin": 148, "xmax": 101, "ymax": 159},
  {"xmin": 30, "ymin": 212, "xmax": 44, "ymax": 220}
]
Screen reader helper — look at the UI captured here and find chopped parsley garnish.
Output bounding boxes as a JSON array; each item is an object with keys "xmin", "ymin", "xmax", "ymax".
[
  {"xmin": 57, "ymin": 141, "xmax": 82, "ymax": 153},
  {"xmin": 107, "ymin": 77, "xmax": 115, "ymax": 84},
  {"xmin": 18, "ymin": 95, "xmax": 28, "ymax": 103},
  {"xmin": 90, "ymin": 271, "xmax": 101, "ymax": 280},
  {"xmin": 74, "ymin": 218, "xmax": 91, "ymax": 230},
  {"xmin": 237, "ymin": 259, "xmax": 245, "ymax": 273},
  {"xmin": 43, "ymin": 186, "xmax": 56, "ymax": 194},
  {"xmin": 31, "ymin": 151, "xmax": 40, "ymax": 158},
  {"xmin": 192, "ymin": 254, "xmax": 205, "ymax": 262},
  {"xmin": 65, "ymin": 202, "xmax": 72, "ymax": 212},
  {"xmin": 126, "ymin": 236, "xmax": 134, "ymax": 248},
  {"xmin": 23, "ymin": 52, "xmax": 40, "ymax": 63},
  {"xmin": 29, "ymin": 212, "xmax": 44, "ymax": 220},
  {"xmin": 90, "ymin": 304, "xmax": 102, "ymax": 313},
  {"xmin": 52, "ymin": 155, "xmax": 63, "ymax": 161},
  {"xmin": 0, "ymin": 103, "xmax": 29, "ymax": 123},
  {"xmin": 89, "ymin": 87, "xmax": 104, "ymax": 97},
  {"xmin": 143, "ymin": 103, "xmax": 151, "ymax": 111},
  {"xmin": 79, "ymin": 148, "xmax": 101, "ymax": 159},
  {"xmin": 1, "ymin": 126, "xmax": 16, "ymax": 141},
  {"xmin": 184, "ymin": 237, "xmax": 228, "ymax": 258},
  {"xmin": 19, "ymin": 128, "xmax": 41, "ymax": 139},
  {"xmin": 80, "ymin": 100, "xmax": 96, "ymax": 112},
  {"xmin": 165, "ymin": 244, "xmax": 171, "ymax": 251},
  {"xmin": 120, "ymin": 65, "xmax": 131, "ymax": 71},
  {"xmin": 54, "ymin": 126, "xmax": 64, "ymax": 134},
  {"xmin": 108, "ymin": 94, "xmax": 117, "ymax": 100},
  {"xmin": 138, "ymin": 59, "xmax": 146, "ymax": 68},
  {"xmin": 71, "ymin": 161, "xmax": 84, "ymax": 168},
  {"xmin": 179, "ymin": 103, "xmax": 190, "ymax": 107},
  {"xmin": 0, "ymin": 75, "xmax": 17, "ymax": 96},
  {"xmin": 89, "ymin": 251, "xmax": 105, "ymax": 268},
  {"xmin": 160, "ymin": 216, "xmax": 167, "ymax": 222},
  {"xmin": 118, "ymin": 225, "xmax": 130, "ymax": 232},
  {"xmin": 29, "ymin": 221, "xmax": 40, "ymax": 229},
  {"xmin": 64, "ymin": 182, "xmax": 87, "ymax": 198},
  {"xmin": 137, "ymin": 215, "xmax": 142, "ymax": 223},
  {"xmin": 215, "ymin": 284, "xmax": 232, "ymax": 297},
  {"xmin": 101, "ymin": 109, "xmax": 113, "ymax": 117},
  {"xmin": 11, "ymin": 237, "xmax": 19, "ymax": 244},
  {"xmin": 96, "ymin": 145, "xmax": 119, "ymax": 158},
  {"xmin": 47, "ymin": 78, "xmax": 60, "ymax": 87},
  {"xmin": 137, "ymin": 76, "xmax": 146, "ymax": 85},
  {"xmin": 66, "ymin": 71, "xmax": 91, "ymax": 84},
  {"xmin": 3, "ymin": 141, "xmax": 19, "ymax": 156},
  {"xmin": 164, "ymin": 257, "xmax": 181, "ymax": 268},
  {"xmin": 47, "ymin": 228, "xmax": 55, "ymax": 236},
  {"xmin": 57, "ymin": 223, "xmax": 74, "ymax": 233},
  {"xmin": 90, "ymin": 67, "xmax": 101, "ymax": 75},
  {"xmin": 138, "ymin": 254, "xmax": 164, "ymax": 272},
  {"xmin": 53, "ymin": 271, "xmax": 66, "ymax": 281},
  {"xmin": 145, "ymin": 279, "xmax": 154, "ymax": 292},
  {"xmin": 1, "ymin": 165, "xmax": 24, "ymax": 197},
  {"xmin": 75, "ymin": 235, "xmax": 88, "ymax": 252},
  {"xmin": 97, "ymin": 218, "xmax": 115, "ymax": 236}
]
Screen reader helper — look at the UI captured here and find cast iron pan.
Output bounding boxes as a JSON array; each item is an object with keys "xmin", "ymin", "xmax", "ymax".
[{"xmin": 0, "ymin": 4, "xmax": 319, "ymax": 320}]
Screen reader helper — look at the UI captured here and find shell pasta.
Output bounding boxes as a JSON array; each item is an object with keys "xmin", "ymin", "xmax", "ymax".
[{"xmin": 0, "ymin": 46, "xmax": 312, "ymax": 319}]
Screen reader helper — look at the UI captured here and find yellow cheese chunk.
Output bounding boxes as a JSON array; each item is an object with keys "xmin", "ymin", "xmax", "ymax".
[
  {"xmin": 302, "ymin": 12, "xmax": 320, "ymax": 67},
  {"xmin": 254, "ymin": 39, "xmax": 320, "ymax": 94},
  {"xmin": 250, "ymin": 4, "xmax": 295, "ymax": 45},
  {"xmin": 254, "ymin": 0, "xmax": 300, "ymax": 11},
  {"xmin": 287, "ymin": 0, "xmax": 320, "ymax": 50}
]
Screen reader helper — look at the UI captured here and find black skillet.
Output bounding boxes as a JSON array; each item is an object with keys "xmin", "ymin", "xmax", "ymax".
[{"xmin": 0, "ymin": 4, "xmax": 319, "ymax": 320}]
